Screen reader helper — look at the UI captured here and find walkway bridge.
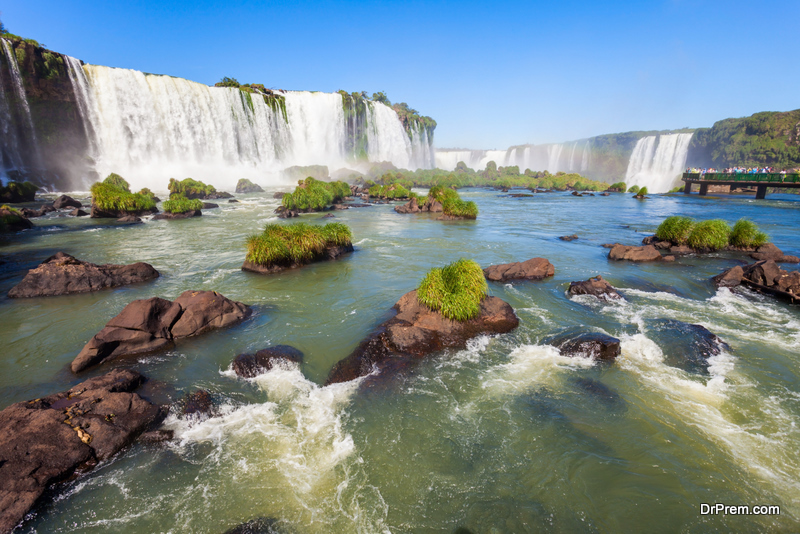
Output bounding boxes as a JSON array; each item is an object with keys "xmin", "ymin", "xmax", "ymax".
[{"xmin": 682, "ymin": 172, "xmax": 800, "ymax": 199}]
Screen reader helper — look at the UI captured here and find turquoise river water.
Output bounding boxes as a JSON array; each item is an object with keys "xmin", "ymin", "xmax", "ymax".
[{"xmin": 1, "ymin": 188, "xmax": 799, "ymax": 533}]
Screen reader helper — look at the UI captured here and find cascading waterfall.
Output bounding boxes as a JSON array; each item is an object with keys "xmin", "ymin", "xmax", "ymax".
[
  {"xmin": 64, "ymin": 56, "xmax": 98, "ymax": 156},
  {"xmin": 625, "ymin": 133, "xmax": 693, "ymax": 193},
  {"xmin": 435, "ymin": 141, "xmax": 592, "ymax": 173},
  {"xmin": 0, "ymin": 38, "xmax": 42, "ymax": 172}
]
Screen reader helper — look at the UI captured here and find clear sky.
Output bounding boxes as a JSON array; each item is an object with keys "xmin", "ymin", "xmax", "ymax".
[{"xmin": 3, "ymin": 0, "xmax": 798, "ymax": 149}]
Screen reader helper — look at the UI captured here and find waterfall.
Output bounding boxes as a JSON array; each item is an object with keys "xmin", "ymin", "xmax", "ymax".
[
  {"xmin": 64, "ymin": 56, "xmax": 98, "ymax": 156},
  {"xmin": 434, "ymin": 150, "xmax": 486, "ymax": 170},
  {"xmin": 0, "ymin": 39, "xmax": 42, "ymax": 171},
  {"xmin": 625, "ymin": 133, "xmax": 693, "ymax": 193},
  {"xmin": 365, "ymin": 100, "xmax": 414, "ymax": 168},
  {"xmin": 435, "ymin": 141, "xmax": 592, "ymax": 173}
]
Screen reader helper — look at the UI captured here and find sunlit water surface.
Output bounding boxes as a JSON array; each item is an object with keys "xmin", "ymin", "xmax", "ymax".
[{"xmin": 1, "ymin": 189, "xmax": 799, "ymax": 533}]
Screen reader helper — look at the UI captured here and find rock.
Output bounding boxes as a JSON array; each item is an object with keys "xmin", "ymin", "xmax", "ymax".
[
  {"xmin": 326, "ymin": 290, "xmax": 519, "ymax": 385},
  {"xmin": 559, "ymin": 234, "xmax": 578, "ymax": 241},
  {"xmin": 182, "ymin": 389, "xmax": 214, "ymax": 417},
  {"xmin": 601, "ymin": 192, "xmax": 610, "ymax": 196},
  {"xmin": 91, "ymin": 203, "xmax": 158, "ymax": 219},
  {"xmin": 223, "ymin": 517, "xmax": 283, "ymax": 534},
  {"xmin": 276, "ymin": 206, "xmax": 299, "ymax": 218},
  {"xmin": 663, "ymin": 255, "xmax": 676, "ymax": 262},
  {"xmin": 138, "ymin": 429, "xmax": 174, "ymax": 443},
  {"xmin": 232, "ymin": 345, "xmax": 304, "ymax": 378},
  {"xmin": 712, "ymin": 265, "xmax": 744, "ymax": 288},
  {"xmin": 548, "ymin": 331, "xmax": 621, "ymax": 361},
  {"xmin": 601, "ymin": 243, "xmax": 621, "ymax": 248},
  {"xmin": 68, "ymin": 208, "xmax": 88, "ymax": 217},
  {"xmin": 669, "ymin": 245, "xmax": 693, "ymax": 255},
  {"xmin": 483, "ymin": 258, "xmax": 555, "ymax": 282},
  {"xmin": 654, "ymin": 240, "xmax": 671, "ymax": 250},
  {"xmin": 0, "ymin": 181, "xmax": 38, "ymax": 203},
  {"xmin": 395, "ymin": 197, "xmax": 421, "ymax": 214},
  {"xmin": 0, "ymin": 207, "xmax": 33, "ymax": 232},
  {"xmin": 775, "ymin": 271, "xmax": 800, "ymax": 293},
  {"xmin": 608, "ymin": 244, "xmax": 662, "ymax": 262},
  {"xmin": 0, "ymin": 369, "xmax": 164, "ymax": 534},
  {"xmin": 332, "ymin": 204, "xmax": 349, "ymax": 210},
  {"xmin": 567, "ymin": 275, "xmax": 622, "ymax": 300},
  {"xmin": 571, "ymin": 377, "xmax": 622, "ymax": 406},
  {"xmin": 641, "ymin": 236, "xmax": 657, "ymax": 245},
  {"xmin": 153, "ymin": 210, "xmax": 202, "ymax": 220},
  {"xmin": 647, "ymin": 319, "xmax": 728, "ymax": 374},
  {"xmin": 746, "ymin": 260, "xmax": 782, "ymax": 287},
  {"xmin": 750, "ymin": 243, "xmax": 800, "ymax": 263},
  {"xmin": 229, "ymin": 199, "xmax": 240, "ymax": 203},
  {"xmin": 323, "ymin": 213, "xmax": 335, "ymax": 218},
  {"xmin": 235, "ymin": 179, "xmax": 264, "ymax": 194},
  {"xmin": 201, "ymin": 202, "xmax": 219, "ymax": 209},
  {"xmin": 116, "ymin": 215, "xmax": 143, "ymax": 224},
  {"xmin": 273, "ymin": 192, "xmax": 287, "ymax": 199},
  {"xmin": 242, "ymin": 244, "xmax": 354, "ymax": 275},
  {"xmin": 8, "ymin": 252, "xmax": 160, "ymax": 298},
  {"xmin": 571, "ymin": 191, "xmax": 582, "ymax": 197},
  {"xmin": 71, "ymin": 290, "xmax": 251, "ymax": 372},
  {"xmin": 202, "ymin": 191, "xmax": 233, "ymax": 200},
  {"xmin": 53, "ymin": 195, "xmax": 82, "ymax": 210}
]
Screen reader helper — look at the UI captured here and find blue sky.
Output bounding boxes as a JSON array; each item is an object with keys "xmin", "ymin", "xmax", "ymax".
[{"xmin": 4, "ymin": 0, "xmax": 798, "ymax": 149}]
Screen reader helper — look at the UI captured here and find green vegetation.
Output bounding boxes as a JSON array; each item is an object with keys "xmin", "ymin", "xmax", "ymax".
[
  {"xmin": 91, "ymin": 173, "xmax": 156, "ymax": 213},
  {"xmin": 334, "ymin": 90, "xmax": 436, "ymax": 139},
  {"xmin": 163, "ymin": 194, "xmax": 203, "ymax": 214},
  {"xmin": 609, "ymin": 182, "xmax": 626, "ymax": 192},
  {"xmin": 369, "ymin": 183, "xmax": 413, "ymax": 200},
  {"xmin": 637, "ymin": 187, "xmax": 649, "ymax": 196},
  {"xmin": 138, "ymin": 188, "xmax": 157, "ymax": 200},
  {"xmin": 687, "ymin": 219, "xmax": 732, "ymax": 251},
  {"xmin": 668, "ymin": 185, "xmax": 684, "ymax": 193},
  {"xmin": 417, "ymin": 259, "xmax": 488, "ymax": 322},
  {"xmin": 215, "ymin": 77, "xmax": 240, "ymax": 88},
  {"xmin": 168, "ymin": 178, "xmax": 216, "ymax": 199},
  {"xmin": 628, "ymin": 185, "xmax": 640, "ymax": 193},
  {"xmin": 282, "ymin": 177, "xmax": 351, "ymax": 211},
  {"xmin": 246, "ymin": 222, "xmax": 353, "ymax": 267},
  {"xmin": 0, "ymin": 181, "xmax": 39, "ymax": 202},
  {"xmin": 655, "ymin": 216, "xmax": 695, "ymax": 245},
  {"xmin": 0, "ymin": 204, "xmax": 25, "ymax": 231},
  {"xmin": 428, "ymin": 185, "xmax": 478, "ymax": 219},
  {"xmin": 730, "ymin": 218, "xmax": 769, "ymax": 248}
]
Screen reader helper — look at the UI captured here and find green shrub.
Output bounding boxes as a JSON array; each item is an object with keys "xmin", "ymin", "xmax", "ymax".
[
  {"xmin": 91, "ymin": 173, "xmax": 156, "ymax": 213},
  {"xmin": 168, "ymin": 178, "xmax": 216, "ymax": 199},
  {"xmin": 687, "ymin": 219, "xmax": 732, "ymax": 251},
  {"xmin": 609, "ymin": 182, "xmax": 626, "ymax": 191},
  {"xmin": 638, "ymin": 187, "xmax": 649, "ymax": 196},
  {"xmin": 138, "ymin": 188, "xmax": 157, "ymax": 200},
  {"xmin": 655, "ymin": 216, "xmax": 695, "ymax": 245},
  {"xmin": 628, "ymin": 185, "xmax": 640, "ymax": 194},
  {"xmin": 428, "ymin": 186, "xmax": 478, "ymax": 219},
  {"xmin": 730, "ymin": 218, "xmax": 769, "ymax": 248},
  {"xmin": 417, "ymin": 259, "xmax": 487, "ymax": 322},
  {"xmin": 246, "ymin": 222, "xmax": 353, "ymax": 267},
  {"xmin": 0, "ymin": 181, "xmax": 39, "ymax": 202},
  {"xmin": 0, "ymin": 204, "xmax": 25, "ymax": 231},
  {"xmin": 163, "ymin": 194, "xmax": 203, "ymax": 214},
  {"xmin": 368, "ymin": 183, "xmax": 411, "ymax": 199},
  {"xmin": 282, "ymin": 177, "xmax": 350, "ymax": 211}
]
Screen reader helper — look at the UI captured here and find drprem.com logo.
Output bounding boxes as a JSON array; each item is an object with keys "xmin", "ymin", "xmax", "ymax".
[{"xmin": 700, "ymin": 504, "xmax": 780, "ymax": 516}]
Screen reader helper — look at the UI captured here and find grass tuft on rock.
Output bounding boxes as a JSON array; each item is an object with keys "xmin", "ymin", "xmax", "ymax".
[
  {"xmin": 168, "ymin": 178, "xmax": 216, "ymax": 199},
  {"xmin": 730, "ymin": 218, "xmax": 769, "ymax": 248},
  {"xmin": 417, "ymin": 258, "xmax": 487, "ymax": 321},
  {"xmin": 628, "ymin": 185, "xmax": 640, "ymax": 194},
  {"xmin": 369, "ymin": 183, "xmax": 412, "ymax": 199},
  {"xmin": 428, "ymin": 185, "xmax": 478, "ymax": 219},
  {"xmin": 637, "ymin": 187, "xmax": 649, "ymax": 196},
  {"xmin": 687, "ymin": 219, "xmax": 732, "ymax": 251},
  {"xmin": 282, "ymin": 177, "xmax": 350, "ymax": 211},
  {"xmin": 0, "ymin": 204, "xmax": 25, "ymax": 231},
  {"xmin": 656, "ymin": 216, "xmax": 695, "ymax": 245},
  {"xmin": 246, "ymin": 222, "xmax": 353, "ymax": 267},
  {"xmin": 609, "ymin": 182, "xmax": 626, "ymax": 192},
  {"xmin": 91, "ymin": 173, "xmax": 156, "ymax": 213},
  {"xmin": 163, "ymin": 194, "xmax": 203, "ymax": 214},
  {"xmin": 0, "ymin": 181, "xmax": 38, "ymax": 202}
]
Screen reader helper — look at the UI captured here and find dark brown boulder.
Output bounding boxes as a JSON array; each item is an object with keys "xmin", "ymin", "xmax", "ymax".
[
  {"xmin": 232, "ymin": 345, "xmax": 304, "ymax": 378},
  {"xmin": 276, "ymin": 206, "xmax": 299, "ymax": 218},
  {"xmin": 117, "ymin": 215, "xmax": 143, "ymax": 224},
  {"xmin": 774, "ymin": 271, "xmax": 800, "ymax": 293},
  {"xmin": 0, "ymin": 207, "xmax": 33, "ymax": 232},
  {"xmin": 0, "ymin": 369, "xmax": 164, "ymax": 534},
  {"xmin": 746, "ymin": 260, "xmax": 782, "ymax": 286},
  {"xmin": 749, "ymin": 243, "xmax": 800, "ymax": 263},
  {"xmin": 559, "ymin": 234, "xmax": 578, "ymax": 241},
  {"xmin": 68, "ymin": 208, "xmax": 89, "ymax": 217},
  {"xmin": 567, "ymin": 275, "xmax": 622, "ymax": 300},
  {"xmin": 229, "ymin": 199, "xmax": 240, "ymax": 203},
  {"xmin": 153, "ymin": 210, "xmax": 202, "ymax": 220},
  {"xmin": 483, "ymin": 258, "xmax": 555, "ymax": 282},
  {"xmin": 53, "ymin": 195, "xmax": 82, "ymax": 210},
  {"xmin": 71, "ymin": 291, "xmax": 251, "ymax": 373},
  {"xmin": 712, "ymin": 265, "xmax": 744, "ymax": 288},
  {"xmin": 182, "ymin": 389, "xmax": 214, "ymax": 417},
  {"xmin": 8, "ymin": 252, "xmax": 160, "ymax": 298},
  {"xmin": 326, "ymin": 290, "xmax": 519, "ymax": 385},
  {"xmin": 608, "ymin": 244, "xmax": 662, "ymax": 262},
  {"xmin": 201, "ymin": 202, "xmax": 219, "ymax": 209},
  {"xmin": 549, "ymin": 332, "xmax": 621, "ymax": 361},
  {"xmin": 395, "ymin": 197, "xmax": 421, "ymax": 214}
]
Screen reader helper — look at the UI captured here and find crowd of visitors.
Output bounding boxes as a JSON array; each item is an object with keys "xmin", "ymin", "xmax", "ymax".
[{"xmin": 685, "ymin": 166, "xmax": 784, "ymax": 174}]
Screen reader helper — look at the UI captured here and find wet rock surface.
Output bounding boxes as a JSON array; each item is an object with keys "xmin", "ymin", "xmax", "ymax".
[
  {"xmin": 608, "ymin": 244, "xmax": 662, "ymax": 262},
  {"xmin": 232, "ymin": 345, "xmax": 304, "ymax": 378},
  {"xmin": 547, "ymin": 331, "xmax": 621, "ymax": 361},
  {"xmin": 749, "ymin": 243, "xmax": 800, "ymax": 263},
  {"xmin": 713, "ymin": 260, "xmax": 800, "ymax": 303},
  {"xmin": 53, "ymin": 195, "xmax": 82, "ymax": 210},
  {"xmin": 394, "ymin": 197, "xmax": 444, "ymax": 214},
  {"xmin": 223, "ymin": 517, "xmax": 284, "ymax": 534},
  {"xmin": 235, "ymin": 179, "xmax": 264, "ymax": 194},
  {"xmin": 153, "ymin": 210, "xmax": 202, "ymax": 220},
  {"xmin": 567, "ymin": 275, "xmax": 622, "ymax": 300},
  {"xmin": 559, "ymin": 234, "xmax": 578, "ymax": 241},
  {"xmin": 483, "ymin": 258, "xmax": 555, "ymax": 282},
  {"xmin": 8, "ymin": 252, "xmax": 160, "ymax": 298},
  {"xmin": 182, "ymin": 389, "xmax": 214, "ymax": 417},
  {"xmin": 326, "ymin": 290, "xmax": 519, "ymax": 385},
  {"xmin": 647, "ymin": 319, "xmax": 728, "ymax": 374},
  {"xmin": 0, "ymin": 207, "xmax": 33, "ymax": 232},
  {"xmin": 0, "ymin": 369, "xmax": 164, "ymax": 534},
  {"xmin": 71, "ymin": 290, "xmax": 252, "ymax": 372}
]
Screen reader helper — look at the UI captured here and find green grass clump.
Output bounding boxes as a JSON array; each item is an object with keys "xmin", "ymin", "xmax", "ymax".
[
  {"xmin": 246, "ymin": 222, "xmax": 353, "ymax": 267},
  {"xmin": 0, "ymin": 181, "xmax": 38, "ymax": 202},
  {"xmin": 655, "ymin": 216, "xmax": 695, "ymax": 245},
  {"xmin": 730, "ymin": 218, "xmax": 769, "ymax": 248},
  {"xmin": 163, "ymin": 194, "xmax": 203, "ymax": 214},
  {"xmin": 628, "ymin": 185, "xmax": 640, "ymax": 194},
  {"xmin": 168, "ymin": 178, "xmax": 216, "ymax": 199},
  {"xmin": 417, "ymin": 259, "xmax": 488, "ymax": 322},
  {"xmin": 91, "ymin": 173, "xmax": 156, "ymax": 213},
  {"xmin": 637, "ymin": 187, "xmax": 649, "ymax": 196},
  {"xmin": 428, "ymin": 185, "xmax": 478, "ymax": 219},
  {"xmin": 282, "ymin": 177, "xmax": 350, "ymax": 210},
  {"xmin": 609, "ymin": 182, "xmax": 626, "ymax": 191},
  {"xmin": 687, "ymin": 219, "xmax": 732, "ymax": 251},
  {"xmin": 0, "ymin": 204, "xmax": 25, "ymax": 231},
  {"xmin": 369, "ymin": 183, "xmax": 412, "ymax": 199}
]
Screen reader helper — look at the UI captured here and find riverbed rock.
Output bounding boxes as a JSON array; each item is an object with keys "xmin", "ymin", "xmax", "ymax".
[
  {"xmin": 276, "ymin": 206, "xmax": 299, "ymax": 218},
  {"xmin": 483, "ymin": 258, "xmax": 555, "ymax": 282},
  {"xmin": 395, "ymin": 197, "xmax": 421, "ymax": 213},
  {"xmin": 68, "ymin": 208, "xmax": 87, "ymax": 217},
  {"xmin": 71, "ymin": 290, "xmax": 252, "ymax": 373},
  {"xmin": 608, "ymin": 244, "xmax": 661, "ymax": 262},
  {"xmin": 746, "ymin": 260, "xmax": 782, "ymax": 287},
  {"xmin": 8, "ymin": 252, "xmax": 160, "ymax": 298},
  {"xmin": 201, "ymin": 202, "xmax": 219, "ymax": 209},
  {"xmin": 232, "ymin": 345, "xmax": 304, "ymax": 378},
  {"xmin": 567, "ymin": 275, "xmax": 622, "ymax": 300},
  {"xmin": 235, "ymin": 179, "xmax": 264, "ymax": 194},
  {"xmin": 153, "ymin": 210, "xmax": 202, "ymax": 220},
  {"xmin": 326, "ymin": 290, "xmax": 519, "ymax": 385},
  {"xmin": 647, "ymin": 319, "xmax": 727, "ymax": 374},
  {"xmin": 182, "ymin": 389, "xmax": 214, "ymax": 417},
  {"xmin": 223, "ymin": 517, "xmax": 283, "ymax": 534},
  {"xmin": 0, "ymin": 207, "xmax": 33, "ymax": 232},
  {"xmin": 749, "ymin": 243, "xmax": 800, "ymax": 263},
  {"xmin": 559, "ymin": 234, "xmax": 578, "ymax": 241},
  {"xmin": 229, "ymin": 199, "xmax": 240, "ymax": 203},
  {"xmin": 0, "ymin": 369, "xmax": 164, "ymax": 534},
  {"xmin": 116, "ymin": 215, "xmax": 143, "ymax": 224},
  {"xmin": 53, "ymin": 195, "xmax": 82, "ymax": 210},
  {"xmin": 241, "ymin": 244, "xmax": 354, "ymax": 275},
  {"xmin": 548, "ymin": 331, "xmax": 621, "ymax": 361},
  {"xmin": 712, "ymin": 265, "xmax": 744, "ymax": 288}
]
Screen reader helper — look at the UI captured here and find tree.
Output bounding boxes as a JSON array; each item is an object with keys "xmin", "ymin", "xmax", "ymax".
[
  {"xmin": 0, "ymin": 19, "xmax": 7, "ymax": 35},
  {"xmin": 372, "ymin": 91, "xmax": 390, "ymax": 105},
  {"xmin": 216, "ymin": 77, "xmax": 240, "ymax": 88}
]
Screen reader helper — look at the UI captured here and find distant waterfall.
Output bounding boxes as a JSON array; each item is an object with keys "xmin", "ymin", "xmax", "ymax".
[
  {"xmin": 625, "ymin": 133, "xmax": 693, "ymax": 193},
  {"xmin": 0, "ymin": 39, "xmax": 42, "ymax": 173},
  {"xmin": 435, "ymin": 141, "xmax": 592, "ymax": 173}
]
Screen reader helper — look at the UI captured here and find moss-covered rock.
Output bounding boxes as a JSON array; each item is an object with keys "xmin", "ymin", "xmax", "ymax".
[
  {"xmin": 242, "ymin": 222, "xmax": 353, "ymax": 274},
  {"xmin": 235, "ymin": 178, "xmax": 264, "ymax": 194},
  {"xmin": 90, "ymin": 173, "xmax": 158, "ymax": 218},
  {"xmin": 0, "ymin": 181, "xmax": 38, "ymax": 203},
  {"xmin": 0, "ymin": 205, "xmax": 34, "ymax": 232}
]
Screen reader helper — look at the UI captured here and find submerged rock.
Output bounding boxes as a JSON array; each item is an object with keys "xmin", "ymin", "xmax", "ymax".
[
  {"xmin": 232, "ymin": 345, "xmax": 304, "ymax": 378},
  {"xmin": 153, "ymin": 210, "xmax": 202, "ymax": 220},
  {"xmin": 201, "ymin": 202, "xmax": 219, "ymax": 209},
  {"xmin": 326, "ymin": 290, "xmax": 519, "ymax": 385},
  {"xmin": 547, "ymin": 331, "xmax": 621, "ymax": 361},
  {"xmin": 608, "ymin": 244, "xmax": 661, "ymax": 262},
  {"xmin": 567, "ymin": 275, "xmax": 622, "ymax": 300},
  {"xmin": 68, "ymin": 208, "xmax": 89, "ymax": 217},
  {"xmin": 749, "ymin": 243, "xmax": 800, "ymax": 263},
  {"xmin": 53, "ymin": 194, "xmax": 82, "ymax": 210},
  {"xmin": 182, "ymin": 389, "xmax": 214, "ymax": 417},
  {"xmin": 117, "ymin": 215, "xmax": 143, "ymax": 224},
  {"xmin": 483, "ymin": 258, "xmax": 555, "ymax": 282},
  {"xmin": 559, "ymin": 234, "xmax": 578, "ymax": 241},
  {"xmin": 0, "ymin": 369, "xmax": 164, "ymax": 534},
  {"xmin": 235, "ymin": 178, "xmax": 264, "ymax": 194},
  {"xmin": 8, "ymin": 252, "xmax": 159, "ymax": 298},
  {"xmin": 71, "ymin": 290, "xmax": 252, "ymax": 372},
  {"xmin": 223, "ymin": 517, "xmax": 283, "ymax": 534},
  {"xmin": 647, "ymin": 319, "xmax": 728, "ymax": 374}
]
